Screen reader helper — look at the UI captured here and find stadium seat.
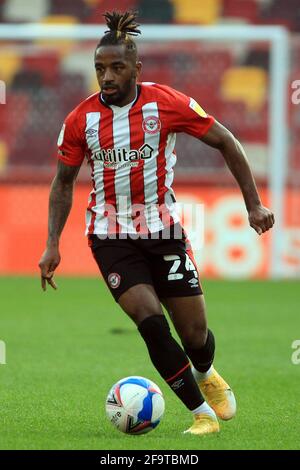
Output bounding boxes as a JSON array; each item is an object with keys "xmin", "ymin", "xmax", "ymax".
[
  {"xmin": 2, "ymin": 0, "xmax": 48, "ymax": 22},
  {"xmin": 141, "ymin": 65, "xmax": 173, "ymax": 86},
  {"xmin": 10, "ymin": 129, "xmax": 58, "ymax": 166},
  {"xmin": 37, "ymin": 16, "xmax": 79, "ymax": 54},
  {"xmin": 217, "ymin": 99, "xmax": 268, "ymax": 144},
  {"xmin": 11, "ymin": 70, "xmax": 43, "ymax": 93},
  {"xmin": 139, "ymin": 53, "xmax": 174, "ymax": 85},
  {"xmin": 217, "ymin": 100, "xmax": 248, "ymax": 136},
  {"xmin": 89, "ymin": 74, "xmax": 100, "ymax": 95},
  {"xmin": 9, "ymin": 89, "xmax": 62, "ymax": 166},
  {"xmin": 88, "ymin": 0, "xmax": 137, "ymax": 18},
  {"xmin": 172, "ymin": 0, "xmax": 221, "ymax": 25},
  {"xmin": 138, "ymin": 0, "xmax": 174, "ymax": 23},
  {"xmin": 242, "ymin": 102, "xmax": 269, "ymax": 143},
  {"xmin": 171, "ymin": 49, "xmax": 232, "ymax": 101},
  {"xmin": 40, "ymin": 14, "xmax": 78, "ymax": 25},
  {"xmin": 0, "ymin": 140, "xmax": 7, "ymax": 172},
  {"xmin": 49, "ymin": 0, "xmax": 93, "ymax": 22},
  {"xmin": 48, "ymin": 0, "xmax": 137, "ymax": 23},
  {"xmin": 61, "ymin": 48, "xmax": 93, "ymax": 90},
  {"xmin": 260, "ymin": 0, "xmax": 299, "ymax": 20},
  {"xmin": 221, "ymin": 66, "xmax": 268, "ymax": 111},
  {"xmin": 293, "ymin": 9, "xmax": 300, "ymax": 32},
  {"xmin": 259, "ymin": 0, "xmax": 298, "ymax": 31},
  {"xmin": 194, "ymin": 50, "xmax": 232, "ymax": 84},
  {"xmin": 22, "ymin": 51, "xmax": 60, "ymax": 87},
  {"xmin": 222, "ymin": 0, "xmax": 258, "ymax": 23},
  {"xmin": 290, "ymin": 140, "xmax": 300, "ymax": 170},
  {"xmin": 0, "ymin": 51, "xmax": 21, "ymax": 85},
  {"xmin": 0, "ymin": 91, "xmax": 31, "ymax": 156},
  {"xmin": 175, "ymin": 133, "xmax": 226, "ymax": 170},
  {"xmin": 172, "ymin": 49, "xmax": 232, "ymax": 76},
  {"xmin": 290, "ymin": 80, "xmax": 300, "ymax": 132},
  {"xmin": 257, "ymin": 17, "xmax": 294, "ymax": 31},
  {"xmin": 174, "ymin": 81, "xmax": 220, "ymax": 113},
  {"xmin": 57, "ymin": 73, "xmax": 87, "ymax": 115},
  {"xmin": 291, "ymin": 43, "xmax": 300, "ymax": 76},
  {"xmin": 0, "ymin": 0, "xmax": 5, "ymax": 22},
  {"xmin": 243, "ymin": 46, "xmax": 270, "ymax": 71}
]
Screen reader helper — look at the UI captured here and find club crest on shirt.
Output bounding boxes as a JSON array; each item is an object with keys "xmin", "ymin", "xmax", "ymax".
[
  {"xmin": 142, "ymin": 115, "xmax": 161, "ymax": 135},
  {"xmin": 108, "ymin": 273, "xmax": 121, "ymax": 289}
]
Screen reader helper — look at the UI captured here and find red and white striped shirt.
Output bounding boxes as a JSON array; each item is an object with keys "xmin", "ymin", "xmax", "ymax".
[{"xmin": 57, "ymin": 82, "xmax": 214, "ymax": 235}]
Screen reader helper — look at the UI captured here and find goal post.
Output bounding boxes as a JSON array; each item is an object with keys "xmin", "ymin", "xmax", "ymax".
[{"xmin": 0, "ymin": 23, "xmax": 290, "ymax": 278}]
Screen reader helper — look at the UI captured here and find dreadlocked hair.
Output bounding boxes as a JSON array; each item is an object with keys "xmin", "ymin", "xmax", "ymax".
[{"xmin": 97, "ymin": 11, "xmax": 141, "ymax": 56}]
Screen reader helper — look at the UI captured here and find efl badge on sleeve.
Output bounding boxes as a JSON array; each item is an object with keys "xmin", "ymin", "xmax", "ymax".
[{"xmin": 189, "ymin": 98, "xmax": 207, "ymax": 118}]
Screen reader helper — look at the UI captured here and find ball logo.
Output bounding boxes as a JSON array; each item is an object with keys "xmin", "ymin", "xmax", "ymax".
[
  {"xmin": 108, "ymin": 272, "xmax": 121, "ymax": 289},
  {"xmin": 142, "ymin": 116, "xmax": 161, "ymax": 135},
  {"xmin": 105, "ymin": 376, "xmax": 165, "ymax": 435}
]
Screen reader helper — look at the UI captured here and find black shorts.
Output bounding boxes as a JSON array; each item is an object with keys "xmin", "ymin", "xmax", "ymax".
[{"xmin": 88, "ymin": 224, "xmax": 203, "ymax": 302}]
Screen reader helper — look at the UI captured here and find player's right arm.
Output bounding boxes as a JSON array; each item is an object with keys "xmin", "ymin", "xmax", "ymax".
[
  {"xmin": 38, "ymin": 161, "xmax": 81, "ymax": 291},
  {"xmin": 39, "ymin": 109, "xmax": 85, "ymax": 291}
]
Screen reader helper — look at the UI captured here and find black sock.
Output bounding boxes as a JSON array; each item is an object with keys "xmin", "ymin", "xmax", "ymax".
[
  {"xmin": 138, "ymin": 315, "xmax": 204, "ymax": 410},
  {"xmin": 184, "ymin": 329, "xmax": 215, "ymax": 373}
]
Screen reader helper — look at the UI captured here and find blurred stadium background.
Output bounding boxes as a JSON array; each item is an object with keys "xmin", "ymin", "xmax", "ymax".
[
  {"xmin": 0, "ymin": 0, "xmax": 299, "ymax": 279},
  {"xmin": 1, "ymin": 1, "xmax": 300, "ymax": 452}
]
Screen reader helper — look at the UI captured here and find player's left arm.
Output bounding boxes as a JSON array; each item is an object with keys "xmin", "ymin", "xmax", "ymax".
[{"xmin": 200, "ymin": 119, "xmax": 275, "ymax": 235}]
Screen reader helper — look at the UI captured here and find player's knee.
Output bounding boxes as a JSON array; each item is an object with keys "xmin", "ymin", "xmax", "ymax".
[
  {"xmin": 180, "ymin": 324, "xmax": 208, "ymax": 349},
  {"xmin": 119, "ymin": 286, "xmax": 163, "ymax": 325},
  {"xmin": 135, "ymin": 305, "xmax": 163, "ymax": 324},
  {"xmin": 122, "ymin": 302, "xmax": 163, "ymax": 325}
]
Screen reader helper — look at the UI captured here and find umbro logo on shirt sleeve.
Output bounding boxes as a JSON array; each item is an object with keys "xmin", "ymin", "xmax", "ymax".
[{"xmin": 86, "ymin": 128, "xmax": 98, "ymax": 136}]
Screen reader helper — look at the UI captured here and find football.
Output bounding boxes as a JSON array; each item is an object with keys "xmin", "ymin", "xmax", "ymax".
[{"xmin": 105, "ymin": 376, "xmax": 165, "ymax": 434}]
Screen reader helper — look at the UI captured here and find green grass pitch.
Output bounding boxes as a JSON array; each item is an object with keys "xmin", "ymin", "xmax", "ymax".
[{"xmin": 0, "ymin": 277, "xmax": 299, "ymax": 450}]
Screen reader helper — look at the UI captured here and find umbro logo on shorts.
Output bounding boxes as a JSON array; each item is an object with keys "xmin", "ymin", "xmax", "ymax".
[{"xmin": 108, "ymin": 273, "xmax": 121, "ymax": 289}]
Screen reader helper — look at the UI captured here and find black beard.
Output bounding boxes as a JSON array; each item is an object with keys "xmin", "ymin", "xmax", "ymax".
[
  {"xmin": 102, "ymin": 91, "xmax": 122, "ymax": 105},
  {"xmin": 102, "ymin": 79, "xmax": 135, "ymax": 106}
]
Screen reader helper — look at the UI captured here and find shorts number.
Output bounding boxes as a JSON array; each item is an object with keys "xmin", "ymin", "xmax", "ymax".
[{"xmin": 164, "ymin": 254, "xmax": 198, "ymax": 281}]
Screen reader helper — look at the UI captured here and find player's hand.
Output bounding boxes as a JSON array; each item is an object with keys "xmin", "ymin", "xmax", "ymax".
[
  {"xmin": 38, "ymin": 246, "xmax": 61, "ymax": 291},
  {"xmin": 248, "ymin": 205, "xmax": 275, "ymax": 235}
]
